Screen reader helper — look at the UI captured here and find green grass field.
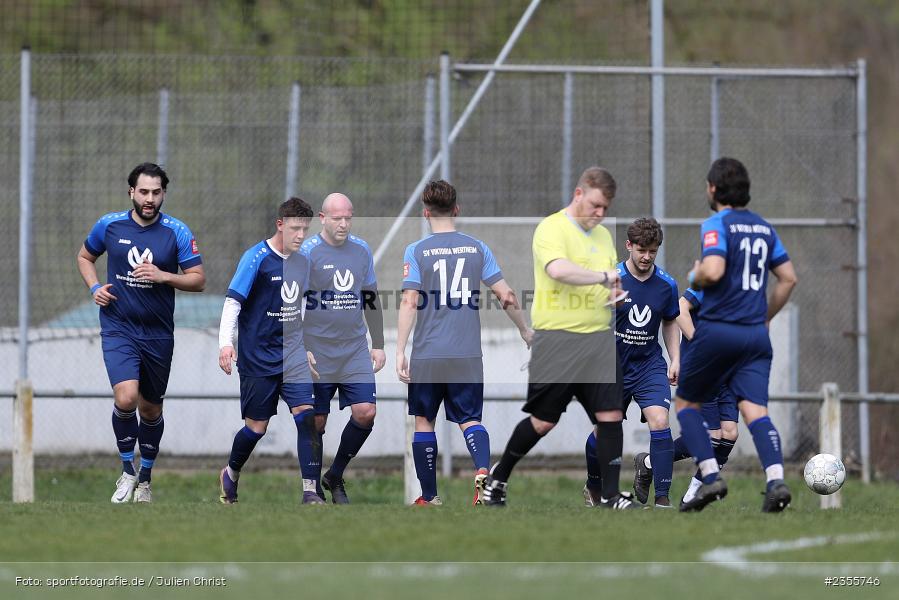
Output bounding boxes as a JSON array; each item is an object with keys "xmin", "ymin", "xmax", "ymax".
[{"xmin": 1, "ymin": 468, "xmax": 897, "ymax": 599}]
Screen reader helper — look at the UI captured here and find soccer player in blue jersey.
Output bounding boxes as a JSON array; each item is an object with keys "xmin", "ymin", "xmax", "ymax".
[
  {"xmin": 675, "ymin": 157, "xmax": 798, "ymax": 512},
  {"xmin": 77, "ymin": 163, "xmax": 206, "ymax": 503},
  {"xmin": 671, "ymin": 287, "xmax": 740, "ymax": 506},
  {"xmin": 301, "ymin": 193, "xmax": 385, "ymax": 504},
  {"xmin": 217, "ymin": 197, "xmax": 320, "ymax": 504},
  {"xmin": 583, "ymin": 217, "xmax": 680, "ymax": 508},
  {"xmin": 396, "ymin": 180, "xmax": 532, "ymax": 506}
]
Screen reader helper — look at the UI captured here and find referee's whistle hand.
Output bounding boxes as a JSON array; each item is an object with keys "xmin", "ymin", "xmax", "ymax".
[{"xmin": 219, "ymin": 346, "xmax": 236, "ymax": 375}]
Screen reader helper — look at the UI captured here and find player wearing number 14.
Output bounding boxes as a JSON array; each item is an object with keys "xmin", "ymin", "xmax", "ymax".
[{"xmin": 396, "ymin": 180, "xmax": 532, "ymax": 506}]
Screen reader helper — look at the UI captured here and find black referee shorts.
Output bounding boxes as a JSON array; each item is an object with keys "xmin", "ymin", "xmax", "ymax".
[{"xmin": 522, "ymin": 328, "xmax": 624, "ymax": 424}]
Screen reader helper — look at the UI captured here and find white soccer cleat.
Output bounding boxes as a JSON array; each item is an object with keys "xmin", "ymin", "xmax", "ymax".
[
  {"xmin": 111, "ymin": 472, "xmax": 138, "ymax": 503},
  {"xmin": 133, "ymin": 481, "xmax": 153, "ymax": 503}
]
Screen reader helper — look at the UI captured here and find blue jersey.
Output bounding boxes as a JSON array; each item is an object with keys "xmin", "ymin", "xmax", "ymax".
[
  {"xmin": 402, "ymin": 231, "xmax": 503, "ymax": 359},
  {"xmin": 300, "ymin": 233, "xmax": 377, "ymax": 341},
  {"xmin": 84, "ymin": 210, "xmax": 202, "ymax": 339},
  {"xmin": 698, "ymin": 208, "xmax": 789, "ymax": 324},
  {"xmin": 226, "ymin": 241, "xmax": 310, "ymax": 378},
  {"xmin": 614, "ymin": 261, "xmax": 679, "ymax": 378}
]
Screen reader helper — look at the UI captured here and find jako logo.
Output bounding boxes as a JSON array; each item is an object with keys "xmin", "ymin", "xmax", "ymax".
[
  {"xmin": 628, "ymin": 304, "xmax": 652, "ymax": 328},
  {"xmin": 281, "ymin": 281, "xmax": 300, "ymax": 304},
  {"xmin": 127, "ymin": 247, "xmax": 153, "ymax": 269},
  {"xmin": 333, "ymin": 269, "xmax": 354, "ymax": 292}
]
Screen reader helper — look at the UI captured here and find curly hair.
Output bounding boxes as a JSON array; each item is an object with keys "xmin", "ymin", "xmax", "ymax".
[{"xmin": 627, "ymin": 217, "xmax": 663, "ymax": 248}]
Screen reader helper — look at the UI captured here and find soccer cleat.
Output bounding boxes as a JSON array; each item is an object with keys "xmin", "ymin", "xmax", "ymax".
[
  {"xmin": 133, "ymin": 481, "xmax": 153, "ymax": 503},
  {"xmin": 681, "ymin": 476, "xmax": 702, "ymax": 505},
  {"xmin": 412, "ymin": 495, "xmax": 444, "ymax": 506},
  {"xmin": 111, "ymin": 471, "xmax": 138, "ymax": 504},
  {"xmin": 583, "ymin": 485, "xmax": 602, "ymax": 507},
  {"xmin": 632, "ymin": 452, "xmax": 653, "ymax": 504},
  {"xmin": 653, "ymin": 496, "xmax": 673, "ymax": 509},
  {"xmin": 761, "ymin": 481, "xmax": 792, "ymax": 513},
  {"xmin": 321, "ymin": 471, "xmax": 350, "ymax": 505},
  {"xmin": 473, "ymin": 468, "xmax": 489, "ymax": 506},
  {"xmin": 219, "ymin": 467, "xmax": 239, "ymax": 504},
  {"xmin": 302, "ymin": 491, "xmax": 326, "ymax": 505},
  {"xmin": 599, "ymin": 491, "xmax": 641, "ymax": 510},
  {"xmin": 480, "ymin": 475, "xmax": 508, "ymax": 507},
  {"xmin": 679, "ymin": 478, "xmax": 728, "ymax": 512}
]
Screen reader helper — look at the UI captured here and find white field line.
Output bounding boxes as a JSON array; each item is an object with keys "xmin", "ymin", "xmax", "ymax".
[{"xmin": 702, "ymin": 531, "xmax": 899, "ymax": 576}]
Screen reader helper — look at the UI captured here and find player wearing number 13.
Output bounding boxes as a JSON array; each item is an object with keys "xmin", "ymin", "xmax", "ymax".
[
  {"xmin": 675, "ymin": 157, "xmax": 798, "ymax": 512},
  {"xmin": 396, "ymin": 180, "xmax": 532, "ymax": 506}
]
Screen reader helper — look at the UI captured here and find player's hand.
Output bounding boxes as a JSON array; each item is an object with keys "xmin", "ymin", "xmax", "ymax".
[
  {"xmin": 219, "ymin": 346, "xmax": 236, "ymax": 375},
  {"xmin": 396, "ymin": 352, "xmax": 411, "ymax": 384},
  {"xmin": 668, "ymin": 360, "xmax": 679, "ymax": 386},
  {"xmin": 520, "ymin": 327, "xmax": 534, "ymax": 349},
  {"xmin": 370, "ymin": 348, "xmax": 386, "ymax": 373},
  {"xmin": 306, "ymin": 351, "xmax": 320, "ymax": 381},
  {"xmin": 131, "ymin": 260, "xmax": 168, "ymax": 284},
  {"xmin": 687, "ymin": 260, "xmax": 701, "ymax": 288},
  {"xmin": 92, "ymin": 283, "xmax": 118, "ymax": 307},
  {"xmin": 602, "ymin": 269, "xmax": 621, "ymax": 288}
]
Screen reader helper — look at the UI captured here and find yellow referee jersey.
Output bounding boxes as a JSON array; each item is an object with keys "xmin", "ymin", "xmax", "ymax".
[{"xmin": 531, "ymin": 209, "xmax": 617, "ymax": 333}]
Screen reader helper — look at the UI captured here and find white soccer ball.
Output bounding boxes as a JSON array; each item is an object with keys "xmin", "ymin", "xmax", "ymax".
[{"xmin": 803, "ymin": 453, "xmax": 846, "ymax": 495}]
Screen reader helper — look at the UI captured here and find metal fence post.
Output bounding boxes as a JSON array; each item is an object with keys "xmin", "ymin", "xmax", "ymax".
[
  {"xmin": 561, "ymin": 72, "xmax": 573, "ymax": 206},
  {"xmin": 15, "ymin": 46, "xmax": 34, "ymax": 503},
  {"xmin": 819, "ymin": 382, "xmax": 842, "ymax": 509},
  {"xmin": 650, "ymin": 0, "xmax": 666, "ymax": 266},
  {"xmin": 855, "ymin": 59, "xmax": 870, "ymax": 484},
  {"xmin": 710, "ymin": 76, "xmax": 720, "ymax": 162},
  {"xmin": 285, "ymin": 82, "xmax": 301, "ymax": 201},
  {"xmin": 156, "ymin": 88, "xmax": 169, "ymax": 166}
]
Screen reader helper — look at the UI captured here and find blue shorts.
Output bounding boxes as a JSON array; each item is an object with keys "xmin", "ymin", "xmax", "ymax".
[
  {"xmin": 239, "ymin": 374, "xmax": 315, "ymax": 421},
  {"xmin": 408, "ymin": 358, "xmax": 484, "ymax": 424},
  {"xmin": 701, "ymin": 385, "xmax": 739, "ymax": 430},
  {"xmin": 313, "ymin": 382, "xmax": 376, "ymax": 415},
  {"xmin": 676, "ymin": 321, "xmax": 772, "ymax": 406},
  {"xmin": 101, "ymin": 333, "xmax": 173, "ymax": 404},
  {"xmin": 623, "ymin": 364, "xmax": 672, "ymax": 414},
  {"xmin": 306, "ymin": 335, "xmax": 375, "ymax": 384}
]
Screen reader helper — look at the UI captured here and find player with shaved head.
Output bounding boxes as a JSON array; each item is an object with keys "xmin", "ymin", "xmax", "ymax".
[{"xmin": 299, "ymin": 193, "xmax": 386, "ymax": 504}]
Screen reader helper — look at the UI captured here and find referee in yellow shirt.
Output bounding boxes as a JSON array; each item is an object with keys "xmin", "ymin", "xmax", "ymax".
[{"xmin": 483, "ymin": 167, "xmax": 638, "ymax": 509}]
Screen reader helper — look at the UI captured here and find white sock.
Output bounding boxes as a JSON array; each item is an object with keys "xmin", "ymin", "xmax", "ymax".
[
  {"xmin": 226, "ymin": 466, "xmax": 240, "ymax": 481},
  {"xmin": 765, "ymin": 464, "xmax": 784, "ymax": 482},
  {"xmin": 698, "ymin": 458, "xmax": 720, "ymax": 479}
]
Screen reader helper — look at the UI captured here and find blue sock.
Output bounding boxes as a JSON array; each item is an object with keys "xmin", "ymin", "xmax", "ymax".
[
  {"xmin": 412, "ymin": 431, "xmax": 438, "ymax": 500},
  {"xmin": 315, "ymin": 426, "xmax": 325, "ymax": 497},
  {"xmin": 694, "ymin": 438, "xmax": 721, "ymax": 480},
  {"xmin": 649, "ymin": 428, "xmax": 674, "ymax": 499},
  {"xmin": 228, "ymin": 426, "xmax": 264, "ymax": 472},
  {"xmin": 748, "ymin": 416, "xmax": 784, "ymax": 491},
  {"xmin": 328, "ymin": 418, "xmax": 372, "ymax": 478},
  {"xmin": 112, "ymin": 406, "xmax": 138, "ymax": 476},
  {"xmin": 463, "ymin": 424, "xmax": 490, "ymax": 471},
  {"xmin": 676, "ymin": 408, "xmax": 718, "ymax": 484},
  {"xmin": 673, "ymin": 436, "xmax": 692, "ymax": 462},
  {"xmin": 137, "ymin": 413, "xmax": 164, "ymax": 483},
  {"xmin": 294, "ymin": 411, "xmax": 321, "ymax": 486},
  {"xmin": 584, "ymin": 431, "xmax": 602, "ymax": 491}
]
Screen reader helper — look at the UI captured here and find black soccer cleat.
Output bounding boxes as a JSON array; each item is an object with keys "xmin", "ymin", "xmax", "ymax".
[
  {"xmin": 321, "ymin": 471, "xmax": 350, "ymax": 505},
  {"xmin": 678, "ymin": 478, "xmax": 728, "ymax": 512},
  {"xmin": 632, "ymin": 452, "xmax": 653, "ymax": 504},
  {"xmin": 599, "ymin": 491, "xmax": 642, "ymax": 510},
  {"xmin": 761, "ymin": 481, "xmax": 792, "ymax": 513},
  {"xmin": 481, "ymin": 475, "xmax": 508, "ymax": 507}
]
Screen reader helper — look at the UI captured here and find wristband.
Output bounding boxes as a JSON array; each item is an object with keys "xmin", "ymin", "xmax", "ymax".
[
  {"xmin": 90, "ymin": 283, "xmax": 102, "ymax": 296},
  {"xmin": 600, "ymin": 271, "xmax": 608, "ymax": 285}
]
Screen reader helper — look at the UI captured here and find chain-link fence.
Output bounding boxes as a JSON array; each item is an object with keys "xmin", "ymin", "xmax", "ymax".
[{"xmin": 0, "ymin": 53, "xmax": 872, "ymax": 476}]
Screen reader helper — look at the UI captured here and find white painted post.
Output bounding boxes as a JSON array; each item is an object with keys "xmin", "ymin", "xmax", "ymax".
[{"xmin": 819, "ymin": 382, "xmax": 842, "ymax": 509}]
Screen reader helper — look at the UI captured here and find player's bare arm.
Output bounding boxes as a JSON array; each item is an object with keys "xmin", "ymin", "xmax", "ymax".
[
  {"xmin": 662, "ymin": 318, "xmax": 680, "ymax": 384},
  {"xmin": 766, "ymin": 260, "xmax": 798, "ymax": 323},
  {"xmin": 395, "ymin": 288, "xmax": 418, "ymax": 384},
  {"xmin": 77, "ymin": 244, "xmax": 118, "ymax": 306},
  {"xmin": 545, "ymin": 257, "xmax": 619, "ymax": 287},
  {"xmin": 675, "ymin": 297, "xmax": 696, "ymax": 341},
  {"xmin": 488, "ymin": 278, "xmax": 533, "ymax": 348},
  {"xmin": 132, "ymin": 262, "xmax": 206, "ymax": 292},
  {"xmin": 687, "ymin": 255, "xmax": 725, "ymax": 289}
]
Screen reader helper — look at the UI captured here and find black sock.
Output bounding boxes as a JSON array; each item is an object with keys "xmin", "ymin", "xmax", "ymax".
[
  {"xmin": 596, "ymin": 421, "xmax": 624, "ymax": 499},
  {"xmin": 491, "ymin": 418, "xmax": 544, "ymax": 482}
]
